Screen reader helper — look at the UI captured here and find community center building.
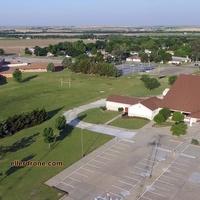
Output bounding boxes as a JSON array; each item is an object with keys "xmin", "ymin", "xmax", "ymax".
[{"xmin": 106, "ymin": 74, "xmax": 200, "ymax": 126}]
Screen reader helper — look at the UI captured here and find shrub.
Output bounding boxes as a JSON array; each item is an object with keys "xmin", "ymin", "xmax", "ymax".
[
  {"xmin": 171, "ymin": 122, "xmax": 187, "ymax": 136},
  {"xmin": 159, "ymin": 107, "xmax": 171, "ymax": 120},
  {"xmin": 118, "ymin": 107, "xmax": 124, "ymax": 112},
  {"xmin": 191, "ymin": 139, "xmax": 199, "ymax": 145},
  {"xmin": 154, "ymin": 113, "xmax": 166, "ymax": 124},
  {"xmin": 100, "ymin": 106, "xmax": 107, "ymax": 111},
  {"xmin": 47, "ymin": 63, "xmax": 55, "ymax": 72},
  {"xmin": 13, "ymin": 69, "xmax": 22, "ymax": 82},
  {"xmin": 172, "ymin": 111, "xmax": 184, "ymax": 122}
]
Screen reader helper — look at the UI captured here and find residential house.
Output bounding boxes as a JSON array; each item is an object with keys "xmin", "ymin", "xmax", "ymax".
[{"xmin": 168, "ymin": 56, "xmax": 191, "ymax": 65}]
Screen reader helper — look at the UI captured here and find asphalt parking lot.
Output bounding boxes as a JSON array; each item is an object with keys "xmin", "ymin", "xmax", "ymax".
[{"xmin": 46, "ymin": 125, "xmax": 200, "ymax": 200}]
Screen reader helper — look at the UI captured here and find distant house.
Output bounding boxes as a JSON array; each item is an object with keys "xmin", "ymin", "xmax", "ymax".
[
  {"xmin": 168, "ymin": 56, "xmax": 191, "ymax": 65},
  {"xmin": 106, "ymin": 74, "xmax": 200, "ymax": 126},
  {"xmin": 126, "ymin": 56, "xmax": 141, "ymax": 62}
]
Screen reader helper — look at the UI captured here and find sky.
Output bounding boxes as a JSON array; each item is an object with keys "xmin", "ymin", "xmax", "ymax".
[{"xmin": 1, "ymin": 0, "xmax": 200, "ymax": 27}]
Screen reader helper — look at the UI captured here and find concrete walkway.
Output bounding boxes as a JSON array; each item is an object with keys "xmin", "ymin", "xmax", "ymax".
[{"xmin": 63, "ymin": 99, "xmax": 137, "ymax": 140}]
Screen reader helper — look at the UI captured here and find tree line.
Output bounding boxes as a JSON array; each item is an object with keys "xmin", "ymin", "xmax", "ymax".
[
  {"xmin": 69, "ymin": 55, "xmax": 120, "ymax": 77},
  {"xmin": 23, "ymin": 35, "xmax": 200, "ymax": 64},
  {"xmin": 0, "ymin": 108, "xmax": 49, "ymax": 138}
]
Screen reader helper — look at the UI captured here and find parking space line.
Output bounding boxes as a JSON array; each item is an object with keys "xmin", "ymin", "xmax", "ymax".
[
  {"xmin": 68, "ymin": 176, "xmax": 81, "ymax": 182},
  {"xmin": 173, "ymin": 162, "xmax": 189, "ymax": 167},
  {"xmin": 112, "ymin": 185, "xmax": 129, "ymax": 192},
  {"xmin": 74, "ymin": 172, "xmax": 88, "ymax": 178},
  {"xmin": 108, "ymin": 149, "xmax": 121, "ymax": 153},
  {"xmin": 118, "ymin": 180, "xmax": 135, "ymax": 187},
  {"xmin": 154, "ymin": 185, "xmax": 170, "ymax": 192},
  {"xmin": 167, "ymin": 170, "xmax": 183, "ymax": 176},
  {"xmin": 118, "ymin": 143, "xmax": 130, "ymax": 147},
  {"xmin": 140, "ymin": 195, "xmax": 152, "ymax": 200},
  {"xmin": 134, "ymin": 166, "xmax": 149, "ymax": 172},
  {"xmin": 81, "ymin": 167, "xmax": 94, "ymax": 173},
  {"xmin": 148, "ymin": 190, "xmax": 165, "ymax": 198},
  {"xmin": 87, "ymin": 163, "xmax": 100, "ymax": 169},
  {"xmin": 124, "ymin": 175, "xmax": 141, "ymax": 181},
  {"xmin": 93, "ymin": 159, "xmax": 106, "ymax": 165},
  {"xmin": 110, "ymin": 192, "xmax": 123, "ymax": 198},
  {"xmin": 60, "ymin": 181, "xmax": 75, "ymax": 188},
  {"xmin": 129, "ymin": 170, "xmax": 143, "ymax": 177},
  {"xmin": 104, "ymin": 152, "xmax": 117, "ymax": 157},
  {"xmin": 139, "ymin": 162, "xmax": 154, "ymax": 167},
  {"xmin": 170, "ymin": 165, "xmax": 186, "ymax": 171},
  {"xmin": 162, "ymin": 174, "xmax": 179, "ymax": 181},
  {"xmin": 121, "ymin": 139, "xmax": 135, "ymax": 143},
  {"xmin": 157, "ymin": 180, "xmax": 174, "ymax": 187},
  {"xmin": 98, "ymin": 155, "xmax": 111, "ymax": 160},
  {"xmin": 112, "ymin": 146, "xmax": 125, "ymax": 150}
]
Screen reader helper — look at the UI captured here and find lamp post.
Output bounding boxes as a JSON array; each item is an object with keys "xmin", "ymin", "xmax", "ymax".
[{"xmin": 81, "ymin": 128, "xmax": 83, "ymax": 158}]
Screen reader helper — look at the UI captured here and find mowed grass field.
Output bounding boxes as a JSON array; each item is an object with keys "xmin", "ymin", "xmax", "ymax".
[{"xmin": 0, "ymin": 70, "xmax": 169, "ymax": 200}]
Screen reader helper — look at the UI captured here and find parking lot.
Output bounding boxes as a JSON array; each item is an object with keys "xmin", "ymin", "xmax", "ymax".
[{"xmin": 46, "ymin": 127, "xmax": 200, "ymax": 200}]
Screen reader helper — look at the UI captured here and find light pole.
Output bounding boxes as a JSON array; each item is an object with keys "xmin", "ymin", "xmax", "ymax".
[{"xmin": 81, "ymin": 128, "xmax": 83, "ymax": 158}]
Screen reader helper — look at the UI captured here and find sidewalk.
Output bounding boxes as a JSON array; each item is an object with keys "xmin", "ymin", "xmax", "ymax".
[{"xmin": 63, "ymin": 99, "xmax": 137, "ymax": 140}]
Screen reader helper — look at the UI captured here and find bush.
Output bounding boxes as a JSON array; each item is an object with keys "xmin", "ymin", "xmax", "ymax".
[
  {"xmin": 100, "ymin": 106, "xmax": 107, "ymax": 111},
  {"xmin": 171, "ymin": 122, "xmax": 187, "ymax": 136},
  {"xmin": 154, "ymin": 113, "xmax": 166, "ymax": 124},
  {"xmin": 47, "ymin": 63, "xmax": 55, "ymax": 72},
  {"xmin": 172, "ymin": 111, "xmax": 184, "ymax": 122},
  {"xmin": 13, "ymin": 69, "xmax": 22, "ymax": 82},
  {"xmin": 168, "ymin": 75, "xmax": 177, "ymax": 85},
  {"xmin": 159, "ymin": 107, "xmax": 171, "ymax": 120},
  {"xmin": 191, "ymin": 139, "xmax": 199, "ymax": 145},
  {"xmin": 118, "ymin": 107, "xmax": 124, "ymax": 112}
]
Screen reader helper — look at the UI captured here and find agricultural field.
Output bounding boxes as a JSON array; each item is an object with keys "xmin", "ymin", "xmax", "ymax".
[
  {"xmin": 0, "ymin": 70, "xmax": 169, "ymax": 200},
  {"xmin": 0, "ymin": 38, "xmax": 90, "ymax": 55}
]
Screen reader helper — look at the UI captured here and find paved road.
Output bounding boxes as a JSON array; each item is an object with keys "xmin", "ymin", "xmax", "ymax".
[{"xmin": 63, "ymin": 99, "xmax": 137, "ymax": 140}]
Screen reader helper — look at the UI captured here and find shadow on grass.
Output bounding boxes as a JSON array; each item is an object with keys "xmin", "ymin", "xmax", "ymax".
[
  {"xmin": 21, "ymin": 75, "xmax": 38, "ymax": 83},
  {"xmin": 0, "ymin": 132, "xmax": 39, "ymax": 158},
  {"xmin": 0, "ymin": 154, "xmax": 36, "ymax": 182},
  {"xmin": 83, "ymin": 133, "xmax": 102, "ymax": 157},
  {"xmin": 0, "ymin": 76, "xmax": 7, "ymax": 85},
  {"xmin": 48, "ymin": 107, "xmax": 64, "ymax": 119},
  {"xmin": 56, "ymin": 124, "xmax": 74, "ymax": 141}
]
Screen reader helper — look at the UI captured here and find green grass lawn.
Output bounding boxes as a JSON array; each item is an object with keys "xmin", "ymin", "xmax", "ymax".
[
  {"xmin": 0, "ymin": 70, "xmax": 169, "ymax": 200},
  {"xmin": 109, "ymin": 117, "xmax": 150, "ymax": 130},
  {"xmin": 77, "ymin": 108, "xmax": 120, "ymax": 124}
]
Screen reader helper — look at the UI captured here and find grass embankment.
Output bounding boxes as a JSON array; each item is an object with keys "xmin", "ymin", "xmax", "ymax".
[{"xmin": 0, "ymin": 70, "xmax": 169, "ymax": 200}]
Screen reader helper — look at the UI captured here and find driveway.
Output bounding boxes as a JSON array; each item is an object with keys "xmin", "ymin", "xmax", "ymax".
[{"xmin": 63, "ymin": 99, "xmax": 137, "ymax": 140}]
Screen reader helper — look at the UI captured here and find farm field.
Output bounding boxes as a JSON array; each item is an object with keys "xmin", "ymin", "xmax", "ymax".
[
  {"xmin": 0, "ymin": 38, "xmax": 90, "ymax": 55},
  {"xmin": 0, "ymin": 70, "xmax": 169, "ymax": 200}
]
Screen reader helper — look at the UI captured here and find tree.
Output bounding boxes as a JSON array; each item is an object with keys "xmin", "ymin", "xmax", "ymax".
[
  {"xmin": 13, "ymin": 69, "xmax": 22, "ymax": 82},
  {"xmin": 0, "ymin": 48, "xmax": 4, "ymax": 55},
  {"xmin": 144, "ymin": 78, "xmax": 161, "ymax": 90},
  {"xmin": 172, "ymin": 112, "xmax": 184, "ymax": 122},
  {"xmin": 43, "ymin": 127, "xmax": 56, "ymax": 148},
  {"xmin": 154, "ymin": 113, "xmax": 166, "ymax": 124},
  {"xmin": 55, "ymin": 116, "xmax": 66, "ymax": 132},
  {"xmin": 171, "ymin": 122, "xmax": 187, "ymax": 136},
  {"xmin": 62, "ymin": 57, "xmax": 72, "ymax": 68},
  {"xmin": 159, "ymin": 107, "xmax": 171, "ymax": 120},
  {"xmin": 47, "ymin": 63, "xmax": 55, "ymax": 72},
  {"xmin": 24, "ymin": 47, "xmax": 32, "ymax": 55},
  {"xmin": 168, "ymin": 75, "xmax": 177, "ymax": 85}
]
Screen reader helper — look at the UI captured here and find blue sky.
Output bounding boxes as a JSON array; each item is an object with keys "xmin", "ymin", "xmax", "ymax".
[{"xmin": 1, "ymin": 0, "xmax": 200, "ymax": 26}]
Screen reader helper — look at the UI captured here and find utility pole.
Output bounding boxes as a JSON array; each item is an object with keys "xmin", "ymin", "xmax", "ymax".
[{"xmin": 149, "ymin": 135, "xmax": 162, "ymax": 178}]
